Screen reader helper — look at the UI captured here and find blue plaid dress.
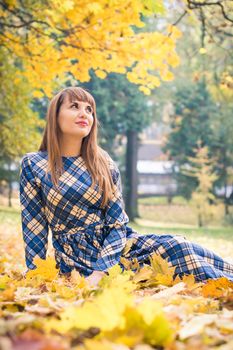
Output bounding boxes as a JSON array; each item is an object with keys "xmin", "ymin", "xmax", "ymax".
[{"xmin": 19, "ymin": 151, "xmax": 233, "ymax": 282}]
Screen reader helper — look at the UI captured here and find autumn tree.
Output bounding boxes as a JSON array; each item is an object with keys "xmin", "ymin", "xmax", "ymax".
[
  {"xmin": 0, "ymin": 48, "xmax": 46, "ymax": 204},
  {"xmin": 0, "ymin": 0, "xmax": 181, "ymax": 97},
  {"xmin": 181, "ymin": 144, "xmax": 218, "ymax": 227},
  {"xmin": 0, "ymin": 0, "xmax": 183, "ymax": 210},
  {"xmin": 151, "ymin": 5, "xmax": 233, "ymax": 209}
]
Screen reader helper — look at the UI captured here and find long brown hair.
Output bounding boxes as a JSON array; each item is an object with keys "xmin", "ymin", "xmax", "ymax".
[{"xmin": 39, "ymin": 86, "xmax": 115, "ymax": 208}]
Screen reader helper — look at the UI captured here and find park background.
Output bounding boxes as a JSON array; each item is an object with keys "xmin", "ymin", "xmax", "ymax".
[{"xmin": 0, "ymin": 1, "xmax": 233, "ymax": 349}]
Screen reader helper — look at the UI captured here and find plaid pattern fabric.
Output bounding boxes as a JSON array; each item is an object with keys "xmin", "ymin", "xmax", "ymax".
[
  {"xmin": 122, "ymin": 234, "xmax": 233, "ymax": 282},
  {"xmin": 20, "ymin": 151, "xmax": 233, "ymax": 281}
]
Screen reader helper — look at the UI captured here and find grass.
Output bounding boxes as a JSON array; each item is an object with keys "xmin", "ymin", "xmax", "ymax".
[
  {"xmin": 138, "ymin": 196, "xmax": 232, "ymax": 227},
  {"xmin": 138, "ymin": 195, "xmax": 187, "ymax": 205}
]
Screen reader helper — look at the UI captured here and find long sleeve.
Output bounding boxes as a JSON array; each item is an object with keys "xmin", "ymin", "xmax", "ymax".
[
  {"xmin": 19, "ymin": 154, "xmax": 49, "ymax": 270},
  {"xmin": 94, "ymin": 160, "xmax": 129, "ymax": 271}
]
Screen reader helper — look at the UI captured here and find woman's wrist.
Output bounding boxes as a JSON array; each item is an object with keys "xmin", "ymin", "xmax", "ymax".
[{"xmin": 91, "ymin": 270, "xmax": 108, "ymax": 277}]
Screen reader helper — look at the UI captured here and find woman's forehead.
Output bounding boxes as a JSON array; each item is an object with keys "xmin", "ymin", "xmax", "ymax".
[
  {"xmin": 63, "ymin": 92, "xmax": 93, "ymax": 106},
  {"xmin": 63, "ymin": 94, "xmax": 91, "ymax": 105}
]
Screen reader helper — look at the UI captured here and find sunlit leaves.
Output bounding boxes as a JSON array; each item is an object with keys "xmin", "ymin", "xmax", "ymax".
[
  {"xmin": 26, "ymin": 257, "xmax": 59, "ymax": 282},
  {"xmin": 132, "ymin": 252, "xmax": 177, "ymax": 287},
  {"xmin": 202, "ymin": 277, "xmax": 233, "ymax": 299},
  {"xmin": 0, "ymin": 249, "xmax": 233, "ymax": 349},
  {"xmin": 0, "ymin": 0, "xmax": 181, "ymax": 96}
]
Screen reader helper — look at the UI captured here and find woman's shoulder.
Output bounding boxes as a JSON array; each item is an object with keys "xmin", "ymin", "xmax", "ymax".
[
  {"xmin": 99, "ymin": 148, "xmax": 119, "ymax": 172},
  {"xmin": 21, "ymin": 150, "xmax": 47, "ymax": 161},
  {"xmin": 20, "ymin": 151, "xmax": 48, "ymax": 171}
]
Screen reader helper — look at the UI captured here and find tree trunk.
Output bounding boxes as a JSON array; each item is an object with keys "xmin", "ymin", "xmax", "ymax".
[
  {"xmin": 8, "ymin": 162, "xmax": 12, "ymax": 207},
  {"xmin": 8, "ymin": 180, "xmax": 12, "ymax": 207},
  {"xmin": 198, "ymin": 212, "xmax": 203, "ymax": 227},
  {"xmin": 125, "ymin": 130, "xmax": 139, "ymax": 221},
  {"xmin": 224, "ymin": 181, "xmax": 229, "ymax": 215}
]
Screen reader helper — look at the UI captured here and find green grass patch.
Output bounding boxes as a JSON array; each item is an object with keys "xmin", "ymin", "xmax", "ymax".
[{"xmin": 138, "ymin": 196, "xmax": 188, "ymax": 205}]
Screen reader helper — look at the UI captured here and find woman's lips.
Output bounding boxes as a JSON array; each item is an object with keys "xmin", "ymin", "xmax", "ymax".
[{"xmin": 75, "ymin": 122, "xmax": 88, "ymax": 126}]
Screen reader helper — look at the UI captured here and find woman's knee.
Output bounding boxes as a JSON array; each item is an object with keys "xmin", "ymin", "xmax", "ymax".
[{"xmin": 165, "ymin": 234, "xmax": 189, "ymax": 249}]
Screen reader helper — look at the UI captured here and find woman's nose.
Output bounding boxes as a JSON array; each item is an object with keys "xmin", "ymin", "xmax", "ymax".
[{"xmin": 79, "ymin": 105, "xmax": 89, "ymax": 118}]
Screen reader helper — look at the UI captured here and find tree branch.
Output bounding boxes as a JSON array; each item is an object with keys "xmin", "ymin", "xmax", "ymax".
[{"xmin": 187, "ymin": 0, "xmax": 233, "ymax": 23}]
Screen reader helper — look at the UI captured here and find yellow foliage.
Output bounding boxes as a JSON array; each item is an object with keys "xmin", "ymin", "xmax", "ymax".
[
  {"xmin": 102, "ymin": 300, "xmax": 174, "ymax": 347},
  {"xmin": 149, "ymin": 253, "xmax": 176, "ymax": 286},
  {"xmin": 199, "ymin": 47, "xmax": 207, "ymax": 54},
  {"xmin": 0, "ymin": 0, "xmax": 182, "ymax": 95},
  {"xmin": 26, "ymin": 257, "xmax": 59, "ymax": 282},
  {"xmin": 95, "ymin": 69, "xmax": 107, "ymax": 79},
  {"xmin": 139, "ymin": 86, "xmax": 151, "ymax": 95},
  {"xmin": 0, "ymin": 286, "xmax": 16, "ymax": 301},
  {"xmin": 202, "ymin": 277, "xmax": 233, "ymax": 298},
  {"xmin": 0, "ymin": 275, "xmax": 12, "ymax": 290},
  {"xmin": 32, "ymin": 90, "xmax": 45, "ymax": 98},
  {"xmin": 46, "ymin": 283, "xmax": 133, "ymax": 333},
  {"xmin": 181, "ymin": 145, "xmax": 218, "ymax": 226}
]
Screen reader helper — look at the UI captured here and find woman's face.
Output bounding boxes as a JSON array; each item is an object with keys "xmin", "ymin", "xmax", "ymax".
[{"xmin": 57, "ymin": 95, "xmax": 94, "ymax": 139}]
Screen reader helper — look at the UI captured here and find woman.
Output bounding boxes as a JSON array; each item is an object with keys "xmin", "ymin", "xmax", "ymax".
[{"xmin": 19, "ymin": 86, "xmax": 233, "ymax": 286}]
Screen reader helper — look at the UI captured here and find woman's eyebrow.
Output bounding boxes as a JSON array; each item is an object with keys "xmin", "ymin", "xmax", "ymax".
[{"xmin": 70, "ymin": 100, "xmax": 92, "ymax": 107}]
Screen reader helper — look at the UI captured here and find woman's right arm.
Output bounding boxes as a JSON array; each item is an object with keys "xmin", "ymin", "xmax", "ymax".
[{"xmin": 19, "ymin": 154, "xmax": 49, "ymax": 270}]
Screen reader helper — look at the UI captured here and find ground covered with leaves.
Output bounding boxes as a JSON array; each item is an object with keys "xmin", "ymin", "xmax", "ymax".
[{"xmin": 1, "ymin": 244, "xmax": 233, "ymax": 350}]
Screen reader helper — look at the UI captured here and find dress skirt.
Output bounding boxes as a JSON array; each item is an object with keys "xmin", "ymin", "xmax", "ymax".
[{"xmin": 122, "ymin": 233, "xmax": 233, "ymax": 282}]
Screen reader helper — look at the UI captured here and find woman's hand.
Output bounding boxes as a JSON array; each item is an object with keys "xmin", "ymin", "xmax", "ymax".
[
  {"xmin": 22, "ymin": 269, "xmax": 29, "ymax": 279},
  {"xmin": 85, "ymin": 270, "xmax": 106, "ymax": 287}
]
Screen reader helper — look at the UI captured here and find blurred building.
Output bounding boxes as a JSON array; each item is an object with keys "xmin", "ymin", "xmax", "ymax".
[{"xmin": 137, "ymin": 122, "xmax": 178, "ymax": 197}]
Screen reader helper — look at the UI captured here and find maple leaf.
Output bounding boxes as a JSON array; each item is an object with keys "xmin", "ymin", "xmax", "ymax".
[
  {"xmin": 149, "ymin": 253, "xmax": 176, "ymax": 278},
  {"xmin": 132, "ymin": 266, "xmax": 153, "ymax": 284},
  {"xmin": 202, "ymin": 277, "xmax": 233, "ymax": 299},
  {"xmin": 133, "ymin": 253, "xmax": 177, "ymax": 288},
  {"xmin": 26, "ymin": 257, "xmax": 59, "ymax": 282},
  {"xmin": 46, "ymin": 282, "xmax": 134, "ymax": 333},
  {"xmin": 0, "ymin": 275, "xmax": 11, "ymax": 290},
  {"xmin": 102, "ymin": 299, "xmax": 174, "ymax": 347}
]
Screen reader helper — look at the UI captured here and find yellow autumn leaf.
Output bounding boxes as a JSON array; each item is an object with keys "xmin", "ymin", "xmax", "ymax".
[
  {"xmin": 149, "ymin": 253, "xmax": 176, "ymax": 279},
  {"xmin": 202, "ymin": 277, "xmax": 233, "ymax": 298},
  {"xmin": 46, "ymin": 282, "xmax": 133, "ymax": 333},
  {"xmin": 122, "ymin": 300, "xmax": 174, "ymax": 346},
  {"xmin": 167, "ymin": 24, "xmax": 182, "ymax": 39},
  {"xmin": 155, "ymin": 273, "xmax": 174, "ymax": 287},
  {"xmin": 160, "ymin": 70, "xmax": 174, "ymax": 81},
  {"xmin": 199, "ymin": 47, "xmax": 207, "ymax": 54},
  {"xmin": 139, "ymin": 86, "xmax": 151, "ymax": 95},
  {"xmin": 52, "ymin": 284, "xmax": 78, "ymax": 299},
  {"xmin": 120, "ymin": 256, "xmax": 132, "ymax": 270},
  {"xmin": 26, "ymin": 257, "xmax": 59, "ymax": 282},
  {"xmin": 133, "ymin": 265, "xmax": 153, "ymax": 284},
  {"xmin": 95, "ymin": 69, "xmax": 107, "ymax": 79},
  {"xmin": 32, "ymin": 90, "xmax": 44, "ymax": 98},
  {"xmin": 0, "ymin": 275, "xmax": 11, "ymax": 290},
  {"xmin": 0, "ymin": 286, "xmax": 16, "ymax": 301},
  {"xmin": 137, "ymin": 298, "xmax": 164, "ymax": 324},
  {"xmin": 69, "ymin": 269, "xmax": 88, "ymax": 289}
]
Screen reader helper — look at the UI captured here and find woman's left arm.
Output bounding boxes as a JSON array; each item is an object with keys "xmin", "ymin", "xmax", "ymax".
[{"xmin": 94, "ymin": 160, "xmax": 129, "ymax": 272}]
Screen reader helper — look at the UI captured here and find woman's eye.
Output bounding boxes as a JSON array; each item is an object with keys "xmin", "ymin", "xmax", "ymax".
[
  {"xmin": 86, "ymin": 106, "xmax": 93, "ymax": 113},
  {"xmin": 72, "ymin": 103, "xmax": 79, "ymax": 109}
]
